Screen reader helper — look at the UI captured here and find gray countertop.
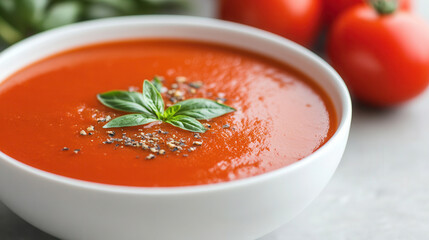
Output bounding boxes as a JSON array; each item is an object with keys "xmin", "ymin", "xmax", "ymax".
[
  {"xmin": 1, "ymin": 1, "xmax": 429, "ymax": 239},
  {"xmin": 262, "ymin": 93, "xmax": 429, "ymax": 240},
  {"xmin": 262, "ymin": 2, "xmax": 429, "ymax": 239}
]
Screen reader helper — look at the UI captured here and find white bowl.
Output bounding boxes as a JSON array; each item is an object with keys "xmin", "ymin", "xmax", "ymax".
[{"xmin": 0, "ymin": 16, "xmax": 351, "ymax": 240}]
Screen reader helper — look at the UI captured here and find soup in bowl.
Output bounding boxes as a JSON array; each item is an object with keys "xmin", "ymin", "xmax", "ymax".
[{"xmin": 0, "ymin": 16, "xmax": 351, "ymax": 240}]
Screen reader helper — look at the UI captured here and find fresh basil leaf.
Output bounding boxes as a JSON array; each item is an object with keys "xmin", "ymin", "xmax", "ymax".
[
  {"xmin": 166, "ymin": 115, "xmax": 206, "ymax": 133},
  {"xmin": 97, "ymin": 91, "xmax": 153, "ymax": 116},
  {"xmin": 103, "ymin": 114, "xmax": 158, "ymax": 128},
  {"xmin": 174, "ymin": 98, "xmax": 236, "ymax": 120},
  {"xmin": 96, "ymin": 79, "xmax": 235, "ymax": 133},
  {"xmin": 163, "ymin": 105, "xmax": 181, "ymax": 120},
  {"xmin": 41, "ymin": 1, "xmax": 83, "ymax": 30},
  {"xmin": 152, "ymin": 76, "xmax": 163, "ymax": 92},
  {"xmin": 142, "ymin": 80, "xmax": 164, "ymax": 119}
]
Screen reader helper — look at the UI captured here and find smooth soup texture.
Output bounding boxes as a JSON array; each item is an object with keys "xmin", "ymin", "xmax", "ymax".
[{"xmin": 0, "ymin": 40, "xmax": 337, "ymax": 187}]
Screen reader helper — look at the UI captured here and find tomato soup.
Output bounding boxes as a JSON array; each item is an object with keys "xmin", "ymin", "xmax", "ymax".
[{"xmin": 0, "ymin": 40, "xmax": 337, "ymax": 187}]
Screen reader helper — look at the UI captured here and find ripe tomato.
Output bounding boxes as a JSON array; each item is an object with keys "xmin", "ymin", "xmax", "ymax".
[
  {"xmin": 322, "ymin": 0, "xmax": 412, "ymax": 26},
  {"xmin": 327, "ymin": 3, "xmax": 429, "ymax": 106},
  {"xmin": 219, "ymin": 0, "xmax": 321, "ymax": 48}
]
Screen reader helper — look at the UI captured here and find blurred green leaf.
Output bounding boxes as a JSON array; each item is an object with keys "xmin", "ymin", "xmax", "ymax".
[
  {"xmin": 0, "ymin": 0, "xmax": 15, "ymax": 17},
  {"xmin": 83, "ymin": 3, "xmax": 122, "ymax": 19},
  {"xmin": 41, "ymin": 1, "xmax": 84, "ymax": 30},
  {"xmin": 0, "ymin": 15, "xmax": 23, "ymax": 44},
  {"xmin": 86, "ymin": 0, "xmax": 139, "ymax": 14},
  {"xmin": 15, "ymin": 0, "xmax": 38, "ymax": 32},
  {"xmin": 0, "ymin": 0, "xmax": 17, "ymax": 29},
  {"xmin": 0, "ymin": 0, "xmax": 14, "ymax": 11},
  {"xmin": 0, "ymin": 40, "xmax": 6, "ymax": 51},
  {"xmin": 31, "ymin": 0, "xmax": 50, "ymax": 28}
]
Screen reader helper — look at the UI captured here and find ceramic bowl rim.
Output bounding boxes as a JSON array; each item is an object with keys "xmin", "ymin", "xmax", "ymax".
[{"xmin": 0, "ymin": 15, "xmax": 352, "ymax": 195}]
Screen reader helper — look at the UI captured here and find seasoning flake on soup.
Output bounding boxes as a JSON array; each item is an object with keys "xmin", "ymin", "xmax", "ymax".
[{"xmin": 0, "ymin": 40, "xmax": 337, "ymax": 187}]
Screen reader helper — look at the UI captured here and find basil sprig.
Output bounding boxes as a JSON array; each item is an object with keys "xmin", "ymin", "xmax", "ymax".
[{"xmin": 97, "ymin": 79, "xmax": 236, "ymax": 133}]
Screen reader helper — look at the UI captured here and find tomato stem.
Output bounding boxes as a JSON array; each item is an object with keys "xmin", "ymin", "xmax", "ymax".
[{"xmin": 368, "ymin": 0, "xmax": 399, "ymax": 15}]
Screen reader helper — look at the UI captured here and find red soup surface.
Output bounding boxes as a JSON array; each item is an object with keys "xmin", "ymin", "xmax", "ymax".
[{"xmin": 0, "ymin": 40, "xmax": 337, "ymax": 187}]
